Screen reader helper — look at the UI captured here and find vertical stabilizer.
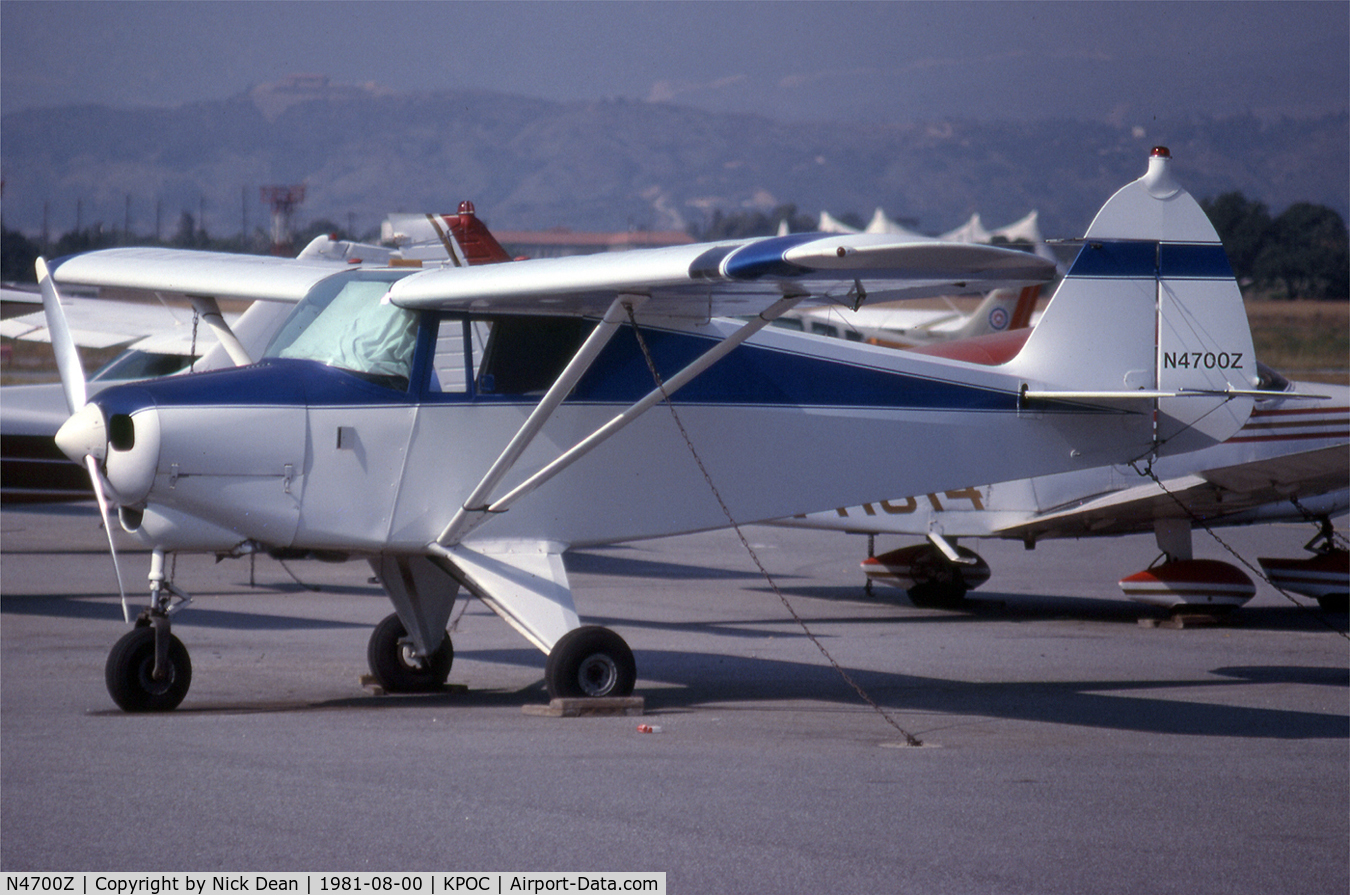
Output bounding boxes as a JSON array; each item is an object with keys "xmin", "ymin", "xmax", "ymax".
[{"xmin": 1008, "ymin": 148, "xmax": 1256, "ymax": 455}]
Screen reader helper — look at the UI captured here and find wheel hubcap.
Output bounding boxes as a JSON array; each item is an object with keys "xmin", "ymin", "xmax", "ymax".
[
  {"xmin": 577, "ymin": 654, "xmax": 618, "ymax": 696},
  {"xmin": 135, "ymin": 656, "xmax": 175, "ymax": 696}
]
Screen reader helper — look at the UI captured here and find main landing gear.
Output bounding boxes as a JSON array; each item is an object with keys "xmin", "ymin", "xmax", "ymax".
[
  {"xmin": 544, "ymin": 626, "xmax": 637, "ymax": 699},
  {"xmin": 364, "ymin": 618, "xmax": 637, "ymax": 699},
  {"xmin": 366, "ymin": 613, "xmax": 454, "ymax": 692}
]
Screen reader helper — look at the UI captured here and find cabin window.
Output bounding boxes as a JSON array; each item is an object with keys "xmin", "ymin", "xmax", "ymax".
[
  {"xmin": 426, "ymin": 319, "xmax": 492, "ymax": 394},
  {"xmin": 265, "ymin": 273, "xmax": 419, "ymax": 389},
  {"xmin": 475, "ymin": 317, "xmax": 595, "ymax": 395}
]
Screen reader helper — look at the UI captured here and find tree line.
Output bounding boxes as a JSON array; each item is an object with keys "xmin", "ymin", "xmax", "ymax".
[
  {"xmin": 5, "ymin": 194, "xmax": 1346, "ymax": 299},
  {"xmin": 1199, "ymin": 194, "xmax": 1347, "ymax": 300}
]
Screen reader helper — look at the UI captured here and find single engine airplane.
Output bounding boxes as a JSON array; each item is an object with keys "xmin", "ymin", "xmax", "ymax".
[{"xmin": 40, "ymin": 148, "xmax": 1271, "ymax": 711}]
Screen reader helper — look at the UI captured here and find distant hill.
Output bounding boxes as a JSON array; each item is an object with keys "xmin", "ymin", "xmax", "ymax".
[{"xmin": 2, "ymin": 78, "xmax": 1346, "ymax": 242}]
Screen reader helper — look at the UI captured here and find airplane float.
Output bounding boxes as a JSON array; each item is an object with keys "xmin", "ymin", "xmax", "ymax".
[{"xmin": 39, "ymin": 148, "xmax": 1273, "ymax": 711}]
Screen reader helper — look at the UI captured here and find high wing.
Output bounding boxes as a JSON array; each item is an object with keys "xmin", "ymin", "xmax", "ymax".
[
  {"xmin": 384, "ymin": 233, "xmax": 1056, "ymax": 319},
  {"xmin": 1, "ymin": 293, "xmax": 240, "ymax": 353},
  {"xmin": 996, "ymin": 442, "xmax": 1349, "ymax": 543},
  {"xmin": 48, "ymin": 247, "xmax": 358, "ymax": 305}
]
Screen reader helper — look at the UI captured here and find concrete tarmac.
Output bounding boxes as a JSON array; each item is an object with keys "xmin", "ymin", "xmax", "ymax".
[{"xmin": 2, "ymin": 502, "xmax": 1346, "ymax": 892}]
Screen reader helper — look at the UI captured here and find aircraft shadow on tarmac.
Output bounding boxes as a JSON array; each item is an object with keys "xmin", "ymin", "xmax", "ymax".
[
  {"xmin": 565, "ymin": 547, "xmax": 788, "ymax": 582},
  {"xmin": 102, "ymin": 642, "xmax": 1349, "ymax": 742},
  {"xmin": 762, "ymin": 584, "xmax": 1350, "ymax": 634}
]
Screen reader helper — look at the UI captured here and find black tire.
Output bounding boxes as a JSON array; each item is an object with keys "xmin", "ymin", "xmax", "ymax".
[
  {"xmin": 545, "ymin": 626, "xmax": 636, "ymax": 699},
  {"xmin": 367, "ymin": 613, "xmax": 453, "ymax": 692},
  {"xmin": 904, "ymin": 544, "xmax": 979, "ymax": 608},
  {"xmin": 907, "ymin": 578, "xmax": 969, "ymax": 608},
  {"xmin": 105, "ymin": 626, "xmax": 192, "ymax": 712}
]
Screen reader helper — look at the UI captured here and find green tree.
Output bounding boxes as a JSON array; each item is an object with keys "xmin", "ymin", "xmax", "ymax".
[
  {"xmin": 1203, "ymin": 192, "xmax": 1348, "ymax": 299},
  {"xmin": 1, "ymin": 226, "xmax": 40, "ymax": 282},
  {"xmin": 171, "ymin": 211, "xmax": 207, "ymax": 248},
  {"xmin": 52, "ymin": 226, "xmax": 118, "ymax": 256},
  {"xmin": 695, "ymin": 204, "xmax": 819, "ymax": 240},
  {"xmin": 1201, "ymin": 192, "xmax": 1272, "ymax": 283},
  {"xmin": 1255, "ymin": 203, "xmax": 1349, "ymax": 300}
]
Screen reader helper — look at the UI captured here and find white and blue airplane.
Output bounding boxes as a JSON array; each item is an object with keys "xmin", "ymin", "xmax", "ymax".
[{"xmin": 40, "ymin": 148, "xmax": 1268, "ymax": 711}]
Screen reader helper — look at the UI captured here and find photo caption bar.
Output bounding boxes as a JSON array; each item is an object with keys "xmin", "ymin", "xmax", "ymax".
[{"xmin": 2, "ymin": 874, "xmax": 665, "ymax": 895}]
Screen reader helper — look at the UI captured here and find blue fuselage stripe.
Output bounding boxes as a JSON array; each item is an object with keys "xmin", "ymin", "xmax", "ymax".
[{"xmin": 92, "ymin": 330, "xmax": 1035, "ymax": 415}]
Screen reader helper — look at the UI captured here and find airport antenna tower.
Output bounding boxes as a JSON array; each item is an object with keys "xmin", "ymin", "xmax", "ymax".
[{"xmin": 260, "ymin": 184, "xmax": 306, "ymax": 255}]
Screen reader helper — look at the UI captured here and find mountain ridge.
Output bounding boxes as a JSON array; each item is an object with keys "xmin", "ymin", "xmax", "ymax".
[{"xmin": 3, "ymin": 82, "xmax": 1345, "ymax": 242}]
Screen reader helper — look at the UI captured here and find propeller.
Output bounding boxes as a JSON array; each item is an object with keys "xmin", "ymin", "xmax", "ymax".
[{"xmin": 37, "ymin": 258, "xmax": 131, "ymax": 622}]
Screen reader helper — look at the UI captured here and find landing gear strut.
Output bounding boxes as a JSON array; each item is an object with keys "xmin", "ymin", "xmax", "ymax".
[{"xmin": 105, "ymin": 549, "xmax": 193, "ymax": 712}]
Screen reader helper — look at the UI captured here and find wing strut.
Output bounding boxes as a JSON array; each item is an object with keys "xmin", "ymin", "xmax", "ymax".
[
  {"xmin": 435, "ymin": 294, "xmax": 803, "ymax": 547},
  {"xmin": 438, "ymin": 295, "xmax": 639, "ymax": 547},
  {"xmin": 187, "ymin": 295, "xmax": 253, "ymax": 366}
]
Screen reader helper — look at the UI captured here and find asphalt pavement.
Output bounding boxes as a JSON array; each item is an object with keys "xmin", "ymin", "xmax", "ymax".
[{"xmin": 2, "ymin": 502, "xmax": 1346, "ymax": 893}]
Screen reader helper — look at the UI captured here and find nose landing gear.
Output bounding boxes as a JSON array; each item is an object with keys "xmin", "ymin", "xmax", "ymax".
[{"xmin": 104, "ymin": 548, "xmax": 193, "ymax": 712}]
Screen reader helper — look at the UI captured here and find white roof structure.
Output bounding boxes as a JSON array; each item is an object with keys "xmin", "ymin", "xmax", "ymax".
[{"xmin": 816, "ymin": 206, "xmax": 1055, "ymax": 266}]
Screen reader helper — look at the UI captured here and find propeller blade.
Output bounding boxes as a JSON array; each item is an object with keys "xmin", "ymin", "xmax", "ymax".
[
  {"xmin": 36, "ymin": 257, "xmax": 88, "ymax": 414},
  {"xmin": 85, "ymin": 454, "xmax": 130, "ymax": 623}
]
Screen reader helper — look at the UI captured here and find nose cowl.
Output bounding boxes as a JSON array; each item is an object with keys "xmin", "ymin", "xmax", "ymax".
[
  {"xmin": 56, "ymin": 402, "xmax": 161, "ymax": 507},
  {"xmin": 55, "ymin": 403, "xmax": 107, "ymax": 463},
  {"xmin": 103, "ymin": 406, "xmax": 161, "ymax": 506}
]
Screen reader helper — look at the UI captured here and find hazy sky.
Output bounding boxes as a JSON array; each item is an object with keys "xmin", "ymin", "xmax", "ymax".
[{"xmin": 3, "ymin": 1, "xmax": 1347, "ymax": 123}]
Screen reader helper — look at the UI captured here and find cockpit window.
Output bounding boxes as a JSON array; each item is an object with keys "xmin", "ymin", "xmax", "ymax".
[
  {"xmin": 92, "ymin": 350, "xmax": 196, "ymax": 382},
  {"xmin": 264, "ymin": 271, "xmax": 419, "ymax": 389}
]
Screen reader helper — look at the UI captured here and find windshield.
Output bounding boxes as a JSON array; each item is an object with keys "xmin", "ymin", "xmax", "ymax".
[
  {"xmin": 264, "ymin": 271, "xmax": 419, "ymax": 388},
  {"xmin": 92, "ymin": 350, "xmax": 196, "ymax": 382}
]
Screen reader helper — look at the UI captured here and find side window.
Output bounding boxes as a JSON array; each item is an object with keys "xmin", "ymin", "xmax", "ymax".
[
  {"xmin": 476, "ymin": 317, "xmax": 594, "ymax": 395},
  {"xmin": 427, "ymin": 318, "xmax": 492, "ymax": 395}
]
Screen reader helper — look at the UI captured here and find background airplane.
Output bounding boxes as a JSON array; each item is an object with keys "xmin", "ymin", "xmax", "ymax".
[
  {"xmin": 782, "ymin": 365, "xmax": 1348, "ymax": 612},
  {"xmin": 777, "ymin": 284, "xmax": 1041, "ymax": 347}
]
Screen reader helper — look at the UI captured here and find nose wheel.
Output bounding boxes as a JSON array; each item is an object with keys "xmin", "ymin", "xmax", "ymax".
[
  {"xmin": 105, "ymin": 622, "xmax": 192, "ymax": 712},
  {"xmin": 105, "ymin": 548, "xmax": 195, "ymax": 712}
]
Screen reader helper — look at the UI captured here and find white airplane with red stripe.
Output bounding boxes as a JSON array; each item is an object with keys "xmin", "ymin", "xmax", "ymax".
[
  {"xmin": 786, "ymin": 373, "xmax": 1347, "ymax": 610},
  {"xmin": 39, "ymin": 148, "xmax": 1277, "ymax": 711}
]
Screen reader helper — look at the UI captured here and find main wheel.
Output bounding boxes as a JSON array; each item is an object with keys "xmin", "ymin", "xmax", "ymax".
[
  {"xmin": 907, "ymin": 578, "xmax": 969, "ymax": 609},
  {"xmin": 545, "ymin": 626, "xmax": 636, "ymax": 699},
  {"xmin": 905, "ymin": 544, "xmax": 987, "ymax": 608},
  {"xmin": 367, "ymin": 613, "xmax": 453, "ymax": 692},
  {"xmin": 106, "ymin": 626, "xmax": 192, "ymax": 712}
]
